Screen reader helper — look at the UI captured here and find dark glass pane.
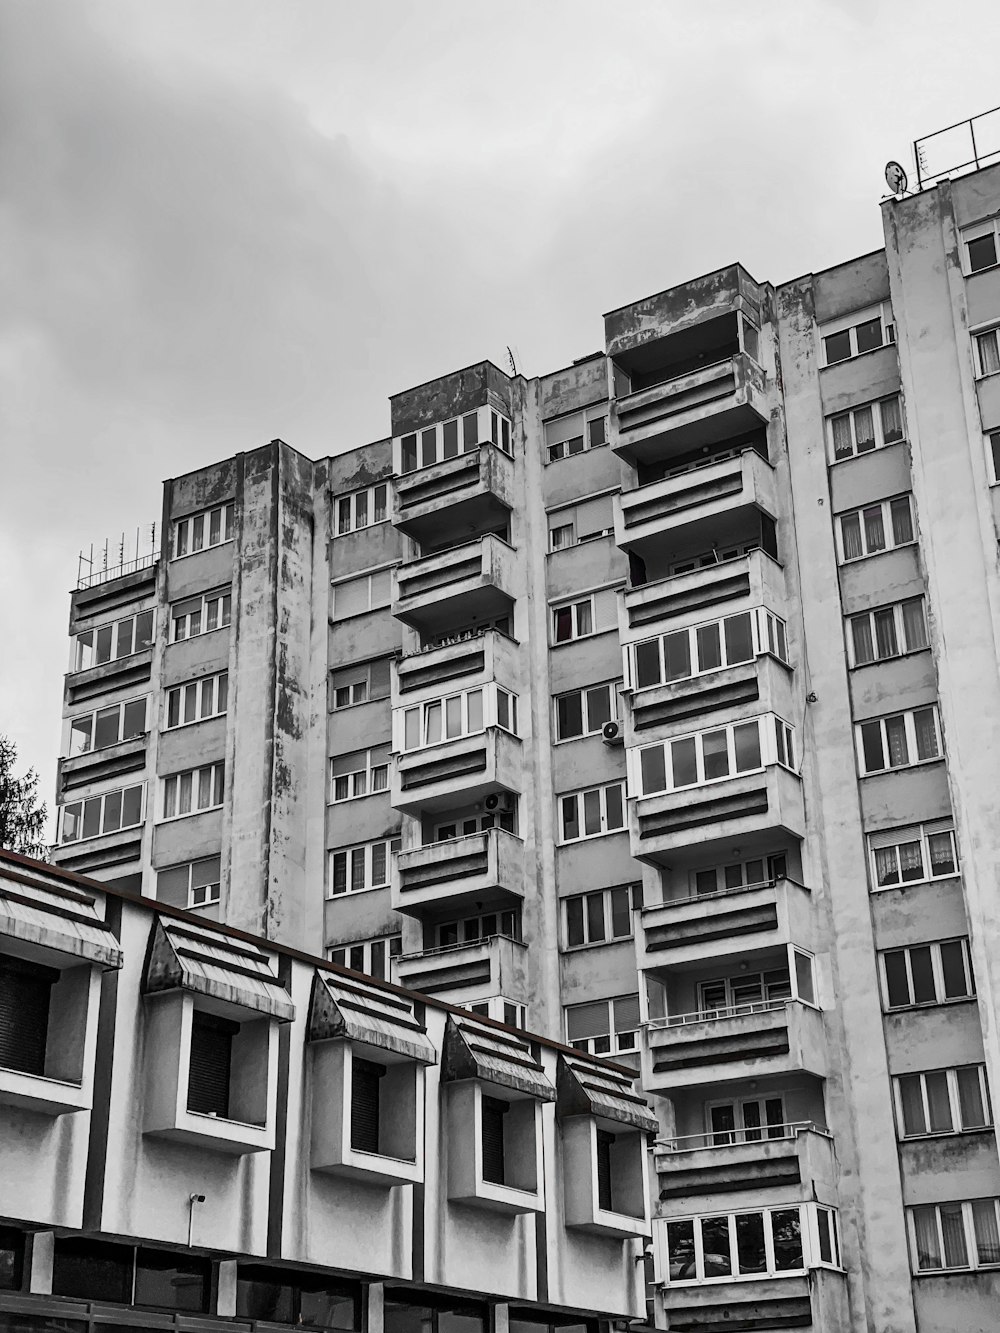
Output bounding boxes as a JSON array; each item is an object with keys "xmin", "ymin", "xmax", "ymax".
[
  {"xmin": 481, "ymin": 1096, "xmax": 508, "ymax": 1184},
  {"xmin": 909, "ymin": 946, "xmax": 937, "ymax": 1003},
  {"xmin": 351, "ymin": 1057, "xmax": 384, "ymax": 1153},
  {"xmin": 640, "ymin": 745, "xmax": 667, "ymax": 795},
  {"xmin": 699, "ymin": 1216, "xmax": 732, "ymax": 1276},
  {"xmin": 771, "ymin": 1208, "xmax": 803, "ymax": 1270},
  {"xmin": 0, "ymin": 1227, "xmax": 24, "ymax": 1292},
  {"xmin": 968, "ymin": 232, "xmax": 997, "ymax": 272},
  {"xmin": 702, "ymin": 730, "xmax": 730, "ymax": 780},
  {"xmin": 724, "ymin": 613, "xmax": 754, "ymax": 664},
  {"xmin": 586, "ymin": 892, "xmax": 605, "ymax": 943},
  {"xmin": 566, "ymin": 898, "xmax": 584, "ymax": 947},
  {"xmin": 940, "ymin": 941, "xmax": 970, "ymax": 998},
  {"xmin": 860, "ymin": 721, "xmax": 885, "ymax": 773},
  {"xmin": 733, "ymin": 721, "xmax": 762, "ymax": 772},
  {"xmin": 634, "ymin": 640, "xmax": 662, "ymax": 689},
  {"xmin": 696, "ymin": 624, "xmax": 721, "ymax": 672},
  {"xmin": 135, "ymin": 1248, "xmax": 210, "ymax": 1311},
  {"xmin": 855, "ymin": 318, "xmax": 883, "ymax": 353},
  {"xmin": 670, "ymin": 737, "xmax": 697, "ymax": 788},
  {"xmin": 735, "ymin": 1211, "xmax": 766, "ymax": 1273},
  {"xmin": 883, "ymin": 951, "xmax": 911, "ymax": 1007},
  {"xmin": 824, "ymin": 330, "xmax": 852, "ymax": 363},
  {"xmin": 664, "ymin": 631, "xmax": 692, "ymax": 680},
  {"xmin": 666, "ymin": 1219, "xmax": 696, "ymax": 1280},
  {"xmin": 557, "ymin": 693, "xmax": 584, "ymax": 740},
  {"xmin": 52, "ymin": 1238, "xmax": 132, "ymax": 1304},
  {"xmin": 610, "ymin": 887, "xmax": 631, "ymax": 938}
]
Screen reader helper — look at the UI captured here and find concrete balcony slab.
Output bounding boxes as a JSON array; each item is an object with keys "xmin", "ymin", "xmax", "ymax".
[
  {"xmin": 620, "ymin": 549, "xmax": 787, "ymax": 641},
  {"xmin": 391, "ymin": 726, "xmax": 522, "ymax": 813},
  {"xmin": 393, "ymin": 534, "xmax": 518, "ymax": 636},
  {"xmin": 393, "ymin": 444, "xmax": 515, "ymax": 545},
  {"xmin": 625, "ymin": 652, "xmax": 794, "ymax": 742},
  {"xmin": 392, "ymin": 827, "xmax": 525, "ymax": 915},
  {"xmin": 653, "ymin": 1126, "xmax": 836, "ymax": 1211},
  {"xmin": 392, "ymin": 933, "xmax": 528, "ymax": 1003}
]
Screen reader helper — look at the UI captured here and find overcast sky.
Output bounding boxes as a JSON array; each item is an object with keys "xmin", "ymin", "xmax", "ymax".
[{"xmin": 2, "ymin": 0, "xmax": 997, "ymax": 835}]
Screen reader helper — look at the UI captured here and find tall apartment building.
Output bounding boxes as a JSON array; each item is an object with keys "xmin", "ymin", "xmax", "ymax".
[{"xmin": 49, "ymin": 135, "xmax": 1000, "ymax": 1330}]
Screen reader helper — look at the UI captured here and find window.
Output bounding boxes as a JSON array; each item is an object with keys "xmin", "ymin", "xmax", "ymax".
[
  {"xmin": 481, "ymin": 1095, "xmax": 509, "ymax": 1184},
  {"xmin": 171, "ymin": 503, "xmax": 234, "ymax": 559},
  {"xmin": 68, "ymin": 696, "xmax": 147, "ymax": 755},
  {"xmin": 59, "ymin": 783, "xmax": 144, "ymax": 843},
  {"xmin": 963, "ymin": 220, "xmax": 1000, "ymax": 275},
  {"xmin": 330, "ymin": 747, "xmax": 390, "ymax": 802},
  {"xmin": 384, "ymin": 1292, "xmax": 487, "ymax": 1333},
  {"xmin": 697, "ymin": 968, "xmax": 793, "ymax": 1017},
  {"xmin": 634, "ymin": 715, "xmax": 794, "ymax": 797},
  {"xmin": 237, "ymin": 1265, "xmax": 360, "ymax": 1329},
  {"xmin": 0, "ymin": 1227, "xmax": 25, "ymax": 1292},
  {"xmin": 880, "ymin": 938, "xmax": 975, "ymax": 1009},
  {"xmin": 330, "ymin": 659, "xmax": 391, "ymax": 710},
  {"xmin": 986, "ymin": 430, "xmax": 1000, "ymax": 485},
  {"xmin": 559, "ymin": 781, "xmax": 626, "ymax": 842},
  {"xmin": 52, "ymin": 1238, "xmax": 211, "ymax": 1312},
  {"xmin": 331, "ymin": 568, "xmax": 393, "ymax": 620},
  {"xmin": 895, "ymin": 1065, "xmax": 993, "ymax": 1138},
  {"xmin": 836, "ymin": 495, "xmax": 915, "ymax": 562},
  {"xmin": 328, "ymin": 839, "xmax": 400, "ymax": 896},
  {"xmin": 545, "ymin": 406, "xmax": 609, "ymax": 462},
  {"xmin": 662, "ymin": 1205, "xmax": 833, "ymax": 1283},
  {"xmin": 351, "ymin": 1056, "xmax": 386, "ymax": 1153},
  {"xmin": 0, "ymin": 954, "xmax": 58, "ymax": 1076},
  {"xmin": 828, "ymin": 395, "xmax": 904, "ymax": 461},
  {"xmin": 552, "ymin": 597, "xmax": 594, "ymax": 643},
  {"xmin": 399, "ymin": 406, "xmax": 512, "ymax": 473},
  {"xmin": 73, "ymin": 609, "xmax": 154, "ymax": 671},
  {"xmin": 706, "ymin": 1096, "xmax": 787, "ymax": 1146},
  {"xmin": 157, "ymin": 856, "xmax": 222, "ymax": 910},
  {"xmin": 161, "ymin": 763, "xmax": 225, "ymax": 820},
  {"xmin": 820, "ymin": 304, "xmax": 894, "ymax": 366},
  {"xmin": 327, "ymin": 935, "xmax": 402, "ymax": 982},
  {"xmin": 565, "ymin": 994, "xmax": 640, "ymax": 1056},
  {"xmin": 669, "ymin": 536, "xmax": 773, "ymax": 577},
  {"xmin": 509, "ymin": 1311, "xmax": 596, "ymax": 1333},
  {"xmin": 165, "ymin": 673, "xmax": 227, "ymax": 729},
  {"xmin": 399, "ymin": 684, "xmax": 516, "ymax": 751},
  {"xmin": 170, "ymin": 589, "xmax": 231, "ymax": 642},
  {"xmin": 693, "ymin": 852, "xmax": 788, "ymax": 898},
  {"xmin": 335, "ymin": 484, "xmax": 389, "ymax": 536},
  {"xmin": 856, "ymin": 707, "xmax": 942, "ymax": 775},
  {"xmin": 435, "ymin": 907, "xmax": 520, "ymax": 948},
  {"xmin": 868, "ymin": 821, "xmax": 958, "ymax": 888},
  {"xmin": 547, "ymin": 493, "xmax": 615, "ymax": 550},
  {"xmin": 630, "ymin": 608, "xmax": 786, "ymax": 691},
  {"xmin": 909, "ymin": 1198, "xmax": 1000, "ymax": 1273},
  {"xmin": 188, "ymin": 1010, "xmax": 237, "ymax": 1117},
  {"xmin": 464, "ymin": 997, "xmax": 526, "ymax": 1029},
  {"xmin": 847, "ymin": 597, "xmax": 928, "ymax": 666},
  {"xmin": 434, "ymin": 807, "xmax": 516, "ymax": 839},
  {"xmin": 564, "ymin": 884, "xmax": 642, "ymax": 949},
  {"xmin": 974, "ymin": 327, "xmax": 1000, "ymax": 378},
  {"xmin": 554, "ymin": 681, "xmax": 619, "ymax": 740}
]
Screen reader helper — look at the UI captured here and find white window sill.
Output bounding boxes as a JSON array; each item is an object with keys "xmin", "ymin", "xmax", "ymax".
[
  {"xmin": 169, "ymin": 539, "xmax": 234, "ymax": 563},
  {"xmin": 333, "ymin": 522, "xmax": 390, "ymax": 539},
  {"xmin": 330, "ymin": 695, "xmax": 390, "ymax": 713},
  {"xmin": 329, "ymin": 792, "xmax": 389, "ymax": 806},
  {"xmin": 869, "ymin": 870, "xmax": 960, "ymax": 892},
  {"xmin": 839, "ymin": 540, "xmax": 917, "ymax": 566},
  {"xmin": 169, "ymin": 624, "xmax": 231, "ymax": 646},
  {"xmin": 558, "ymin": 828, "xmax": 628, "ymax": 847},
  {"xmin": 158, "ymin": 805, "xmax": 224, "ymax": 824},
  {"xmin": 561, "ymin": 935, "xmax": 634, "ymax": 953},
  {"xmin": 163, "ymin": 714, "xmax": 226, "ymax": 733},
  {"xmin": 860, "ymin": 755, "xmax": 945, "ymax": 779},
  {"xmin": 325, "ymin": 884, "xmax": 387, "ymax": 900},
  {"xmin": 820, "ymin": 342, "xmax": 895, "ymax": 371},
  {"xmin": 849, "ymin": 647, "xmax": 931, "ymax": 671},
  {"xmin": 829, "ymin": 438, "xmax": 908, "ymax": 465},
  {"xmin": 884, "ymin": 995, "xmax": 976, "ymax": 1014}
]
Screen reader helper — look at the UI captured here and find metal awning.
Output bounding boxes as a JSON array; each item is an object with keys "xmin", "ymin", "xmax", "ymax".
[
  {"xmin": 0, "ymin": 864, "xmax": 122, "ymax": 969},
  {"xmin": 556, "ymin": 1053, "xmax": 659, "ymax": 1133},
  {"xmin": 308, "ymin": 970, "xmax": 437, "ymax": 1064},
  {"xmin": 143, "ymin": 917, "xmax": 295, "ymax": 1021},
  {"xmin": 441, "ymin": 1013, "xmax": 555, "ymax": 1101}
]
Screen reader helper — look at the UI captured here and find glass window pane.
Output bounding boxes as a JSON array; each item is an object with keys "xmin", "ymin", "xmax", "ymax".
[
  {"xmin": 824, "ymin": 330, "xmax": 852, "ymax": 363},
  {"xmin": 178, "ymin": 772, "xmax": 193, "ymax": 815},
  {"xmin": 634, "ymin": 640, "xmax": 661, "ymax": 689},
  {"xmin": 873, "ymin": 608, "xmax": 899, "ymax": 659},
  {"xmin": 956, "ymin": 1067, "xmax": 988, "ymax": 1129},
  {"xmin": 972, "ymin": 1199, "xmax": 1000, "ymax": 1266},
  {"xmin": 576, "ymin": 601, "xmax": 592, "ymax": 636},
  {"xmin": 968, "ymin": 232, "xmax": 998, "ymax": 272},
  {"xmin": 96, "ymin": 625, "xmax": 114, "ymax": 663},
  {"xmin": 702, "ymin": 730, "xmax": 730, "ymax": 780},
  {"xmin": 851, "ymin": 616, "xmax": 875, "ymax": 665},
  {"xmin": 861, "ymin": 721, "xmax": 885, "ymax": 772},
  {"xmin": 898, "ymin": 840, "xmax": 924, "ymax": 881},
  {"xmin": 70, "ymin": 716, "xmax": 94, "ymax": 755},
  {"xmin": 912, "ymin": 1206, "xmax": 942, "ymax": 1270},
  {"xmin": 443, "ymin": 696, "xmax": 461, "ymax": 738},
  {"xmin": 586, "ymin": 686, "xmax": 612, "ymax": 730},
  {"xmin": 102, "ymin": 789, "xmax": 122, "ymax": 833},
  {"xmin": 82, "ymin": 797, "xmax": 102, "ymax": 838},
  {"xmin": 898, "ymin": 1075, "xmax": 927, "ymax": 1135},
  {"xmin": 463, "ymin": 412, "xmax": 478, "ymax": 448},
  {"xmin": 855, "ymin": 317, "xmax": 883, "ymax": 353},
  {"xmin": 666, "ymin": 1220, "xmax": 697, "ymax": 1281},
  {"xmin": 583, "ymin": 789, "xmax": 602, "ymax": 836},
  {"xmin": 566, "ymin": 897, "xmax": 584, "ymax": 947},
  {"xmin": 831, "ymin": 414, "xmax": 853, "ymax": 458},
  {"xmin": 890, "ymin": 497, "xmax": 914, "ymax": 545},
  {"xmin": 355, "ymin": 491, "xmax": 368, "ymax": 528},
  {"xmin": 901, "ymin": 599, "xmax": 927, "ymax": 651},
  {"xmin": 724, "ymin": 613, "xmax": 754, "ymax": 664},
  {"xmin": 664, "ymin": 631, "xmax": 691, "ymax": 680},
  {"xmin": 404, "ymin": 709, "xmax": 420, "ymax": 750},
  {"xmin": 466, "ymin": 689, "xmax": 483, "ymax": 733},
  {"xmin": 122, "ymin": 699, "xmax": 146, "ymax": 739},
  {"xmin": 585, "ymin": 893, "xmax": 605, "ymax": 943},
  {"xmin": 554, "ymin": 608, "xmax": 572, "ymax": 642},
  {"xmin": 558, "ymin": 694, "xmax": 584, "ymax": 740},
  {"xmin": 909, "ymin": 946, "xmax": 937, "ymax": 1002},
  {"xmin": 794, "ymin": 951, "xmax": 815, "ymax": 1004},
  {"xmin": 863, "ymin": 506, "xmax": 886, "ymax": 553},
  {"xmin": 183, "ymin": 684, "xmax": 198, "ymax": 724},
  {"xmin": 884, "ymin": 715, "xmax": 909, "ymax": 767},
  {"xmin": 561, "ymin": 796, "xmax": 579, "ymax": 841},
  {"xmin": 696, "ymin": 624, "xmax": 722, "ymax": 672},
  {"xmin": 670, "ymin": 737, "xmax": 698, "ymax": 788},
  {"xmin": 940, "ymin": 1202, "xmax": 969, "ymax": 1268},
  {"xmin": 115, "ymin": 619, "xmax": 134, "ymax": 659},
  {"xmin": 841, "ymin": 513, "xmax": 863, "ymax": 560},
  {"xmin": 699, "ymin": 1216, "xmax": 732, "ymax": 1277},
  {"xmin": 925, "ymin": 1071, "xmax": 954, "ymax": 1132},
  {"xmin": 884, "ymin": 951, "xmax": 911, "ymax": 1006},
  {"xmin": 604, "ymin": 783, "xmax": 623, "ymax": 829},
  {"xmin": 928, "ymin": 832, "xmax": 956, "ymax": 877},
  {"xmin": 420, "ymin": 428, "xmax": 437, "ymax": 467},
  {"xmin": 913, "ymin": 708, "xmax": 939, "ymax": 761},
  {"xmin": 735, "ymin": 1212, "xmax": 766, "ymax": 1275},
  {"xmin": 197, "ymin": 768, "xmax": 212, "ymax": 809},
  {"xmin": 880, "ymin": 396, "xmax": 903, "ymax": 443},
  {"xmin": 771, "ymin": 1208, "xmax": 803, "ymax": 1270},
  {"xmin": 733, "ymin": 721, "xmax": 762, "ymax": 772},
  {"xmin": 640, "ymin": 745, "xmax": 667, "ymax": 795},
  {"xmin": 401, "ymin": 435, "xmax": 417, "ymax": 473},
  {"xmin": 610, "ymin": 887, "xmax": 631, "ymax": 937},
  {"xmin": 940, "ymin": 941, "xmax": 970, "ymax": 998}
]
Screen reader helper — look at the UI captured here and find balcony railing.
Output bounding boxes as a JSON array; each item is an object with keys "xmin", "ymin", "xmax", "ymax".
[
  {"xmin": 392, "ymin": 533, "xmax": 518, "ymax": 635},
  {"xmin": 650, "ymin": 997, "xmax": 791, "ymax": 1029},
  {"xmin": 77, "ymin": 552, "xmax": 160, "ymax": 590},
  {"xmin": 656, "ymin": 1121, "xmax": 821, "ymax": 1153}
]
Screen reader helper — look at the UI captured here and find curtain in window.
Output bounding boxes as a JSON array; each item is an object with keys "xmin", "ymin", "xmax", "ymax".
[
  {"xmin": 890, "ymin": 497, "xmax": 914, "ymax": 544},
  {"xmin": 912, "ymin": 1206, "xmax": 942, "ymax": 1269},
  {"xmin": 899, "ymin": 841, "xmax": 924, "ymax": 882},
  {"xmin": 874, "ymin": 609, "xmax": 899, "ymax": 659},
  {"xmin": 831, "ymin": 415, "xmax": 854, "ymax": 459},
  {"xmin": 840, "ymin": 514, "xmax": 863, "ymax": 560},
  {"xmin": 852, "ymin": 617, "xmax": 875, "ymax": 665},
  {"xmin": 925, "ymin": 1071, "xmax": 954, "ymax": 1132},
  {"xmin": 901, "ymin": 599, "xmax": 927, "ymax": 650},
  {"xmin": 874, "ymin": 846, "xmax": 899, "ymax": 886},
  {"xmin": 863, "ymin": 506, "xmax": 886, "ymax": 552},
  {"xmin": 854, "ymin": 406, "xmax": 876, "ymax": 451},
  {"xmin": 978, "ymin": 330, "xmax": 1000, "ymax": 375},
  {"xmin": 913, "ymin": 709, "xmax": 939, "ymax": 760},
  {"xmin": 884, "ymin": 716, "xmax": 909, "ymax": 767},
  {"xmin": 940, "ymin": 1203, "xmax": 969, "ymax": 1268},
  {"xmin": 972, "ymin": 1200, "xmax": 1000, "ymax": 1265},
  {"xmin": 927, "ymin": 832, "xmax": 956, "ymax": 876},
  {"xmin": 880, "ymin": 396, "xmax": 903, "ymax": 442}
]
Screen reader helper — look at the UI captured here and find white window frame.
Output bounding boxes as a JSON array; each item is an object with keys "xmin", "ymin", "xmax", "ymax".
[
  {"xmin": 563, "ymin": 883, "xmax": 642, "ymax": 950},
  {"xmin": 961, "ymin": 218, "xmax": 1000, "ymax": 276},
  {"xmin": 879, "ymin": 937, "xmax": 975, "ymax": 1010},
  {"xmin": 396, "ymin": 683, "xmax": 517, "ymax": 753},
  {"xmin": 171, "ymin": 503, "xmax": 235, "ymax": 560},
  {"xmin": 327, "ymin": 934, "xmax": 402, "ymax": 981},
  {"xmin": 330, "ymin": 658, "xmax": 392, "ymax": 711},
  {"xmin": 973, "ymin": 325, "xmax": 1000, "ymax": 379},
  {"xmin": 434, "ymin": 905, "xmax": 521, "ymax": 949},
  {"xmin": 827, "ymin": 394, "xmax": 905, "ymax": 463},
  {"xmin": 165, "ymin": 672, "xmax": 228, "ymax": 730},
  {"xmin": 846, "ymin": 597, "xmax": 928, "ymax": 667},
  {"xmin": 334, "ymin": 483, "xmax": 390, "ymax": 536},
  {"xmin": 330, "ymin": 749, "xmax": 390, "ymax": 803},
  {"xmin": 398, "ymin": 405, "xmax": 512, "ymax": 474},
  {"xmin": 907, "ymin": 1197, "xmax": 1000, "ymax": 1273},
  {"xmin": 464, "ymin": 997, "xmax": 526, "ymax": 1028},
  {"xmin": 330, "ymin": 566, "xmax": 393, "ymax": 621},
  {"xmin": 819, "ymin": 302, "xmax": 895, "ymax": 368},
  {"xmin": 553, "ymin": 681, "xmax": 620, "ymax": 742},
  {"xmin": 327, "ymin": 837, "xmax": 400, "ymax": 897},
  {"xmin": 544, "ymin": 405, "xmax": 609, "ymax": 463},
  {"xmin": 695, "ymin": 946, "xmax": 816, "ymax": 1015},
  {"xmin": 631, "ymin": 714, "xmax": 795, "ymax": 798},
  {"xmin": 985, "ymin": 429, "xmax": 1000, "ymax": 485},
  {"xmin": 855, "ymin": 706, "xmax": 942, "ymax": 776},
  {"xmin": 565, "ymin": 994, "xmax": 640, "ymax": 1056},
  {"xmin": 627, "ymin": 607, "xmax": 787, "ymax": 693},
  {"xmin": 551, "ymin": 596, "xmax": 595, "ymax": 644},
  {"xmin": 67, "ymin": 695, "xmax": 149, "ymax": 756},
  {"xmin": 659, "ymin": 1203, "xmax": 839, "ymax": 1285},
  {"xmin": 58, "ymin": 783, "xmax": 146, "ymax": 844},
  {"xmin": 893, "ymin": 1065, "xmax": 993, "ymax": 1139},
  {"xmin": 170, "ymin": 589, "xmax": 232, "ymax": 643},
  {"xmin": 868, "ymin": 820, "xmax": 958, "ymax": 890},
  {"xmin": 160, "ymin": 763, "xmax": 225, "ymax": 821},
  {"xmin": 157, "ymin": 857, "xmax": 222, "ymax": 910},
  {"xmin": 835, "ymin": 494, "xmax": 915, "ymax": 563},
  {"xmin": 72, "ymin": 609, "xmax": 155, "ymax": 672},
  {"xmin": 691, "ymin": 852, "xmax": 788, "ymax": 898},
  {"xmin": 558, "ymin": 781, "xmax": 627, "ymax": 844},
  {"xmin": 704, "ymin": 1093, "xmax": 788, "ymax": 1145}
]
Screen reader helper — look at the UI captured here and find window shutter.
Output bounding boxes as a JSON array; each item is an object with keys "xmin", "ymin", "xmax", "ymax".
[
  {"xmin": 0, "ymin": 956, "xmax": 58, "ymax": 1076},
  {"xmin": 187, "ymin": 1012, "xmax": 237, "ymax": 1116},
  {"xmin": 596, "ymin": 1131, "xmax": 615, "ymax": 1211},
  {"xmin": 481, "ymin": 1096, "xmax": 508, "ymax": 1184},
  {"xmin": 351, "ymin": 1057, "xmax": 385, "ymax": 1153}
]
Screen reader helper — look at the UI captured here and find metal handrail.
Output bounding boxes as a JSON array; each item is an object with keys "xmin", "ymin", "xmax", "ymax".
[
  {"xmin": 397, "ymin": 931, "xmax": 524, "ymax": 963},
  {"xmin": 626, "ymin": 444, "xmax": 768, "ymax": 493},
  {"xmin": 639, "ymin": 876, "xmax": 810, "ymax": 912},
  {"xmin": 77, "ymin": 552, "xmax": 160, "ymax": 590},
  {"xmin": 914, "ymin": 104, "xmax": 1000, "ymax": 190},
  {"xmin": 645, "ymin": 997, "xmax": 795, "ymax": 1030},
  {"xmin": 655, "ymin": 1121, "xmax": 824, "ymax": 1152},
  {"xmin": 397, "ymin": 827, "xmax": 522, "ymax": 857},
  {"xmin": 625, "ymin": 545, "xmax": 783, "ymax": 596}
]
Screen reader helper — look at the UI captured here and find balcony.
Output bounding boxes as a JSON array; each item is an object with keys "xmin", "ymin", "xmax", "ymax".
[
  {"xmin": 392, "ymin": 827, "xmax": 525, "ymax": 915},
  {"xmin": 392, "ymin": 933, "xmax": 528, "ymax": 1001},
  {"xmin": 615, "ymin": 450, "xmax": 776, "ymax": 565},
  {"xmin": 626, "ymin": 652, "xmax": 793, "ymax": 738},
  {"xmin": 637, "ymin": 878, "xmax": 814, "ymax": 972},
  {"xmin": 654, "ymin": 1124, "xmax": 835, "ymax": 1206},
  {"xmin": 658, "ymin": 1269, "xmax": 846, "ymax": 1333},
  {"xmin": 630, "ymin": 763, "xmax": 805, "ymax": 867},
  {"xmin": 394, "ymin": 628, "xmax": 521, "ymax": 702},
  {"xmin": 58, "ymin": 736, "xmax": 148, "ymax": 798},
  {"xmin": 612, "ymin": 354, "xmax": 768, "ymax": 467},
  {"xmin": 621, "ymin": 549, "xmax": 786, "ymax": 640},
  {"xmin": 391, "ymin": 726, "xmax": 522, "ymax": 813},
  {"xmin": 641, "ymin": 1000, "xmax": 827, "ymax": 1093},
  {"xmin": 393, "ymin": 444, "xmax": 515, "ymax": 545},
  {"xmin": 392, "ymin": 534, "xmax": 517, "ymax": 637}
]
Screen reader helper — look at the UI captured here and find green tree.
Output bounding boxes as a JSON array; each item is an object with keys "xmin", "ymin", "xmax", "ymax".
[{"xmin": 0, "ymin": 736, "xmax": 49, "ymax": 859}]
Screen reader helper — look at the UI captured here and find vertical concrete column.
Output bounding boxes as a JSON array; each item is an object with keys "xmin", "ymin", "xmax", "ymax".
[
  {"xmin": 493, "ymin": 1301, "xmax": 510, "ymax": 1333},
  {"xmin": 27, "ymin": 1231, "xmax": 54, "ymax": 1294},
  {"xmin": 367, "ymin": 1280, "xmax": 385, "ymax": 1333},
  {"xmin": 216, "ymin": 1259, "xmax": 238, "ymax": 1317}
]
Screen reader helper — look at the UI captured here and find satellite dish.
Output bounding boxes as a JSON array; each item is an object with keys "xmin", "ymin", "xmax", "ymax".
[{"xmin": 885, "ymin": 161, "xmax": 908, "ymax": 195}]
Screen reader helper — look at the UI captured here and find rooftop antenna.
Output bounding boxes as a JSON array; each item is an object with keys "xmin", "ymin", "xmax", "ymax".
[{"xmin": 506, "ymin": 346, "xmax": 517, "ymax": 376}]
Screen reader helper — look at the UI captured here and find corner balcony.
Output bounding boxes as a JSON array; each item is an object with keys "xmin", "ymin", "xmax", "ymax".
[
  {"xmin": 637, "ymin": 877, "xmax": 814, "ymax": 972},
  {"xmin": 391, "ymin": 726, "xmax": 522, "ymax": 813},
  {"xmin": 394, "ymin": 628, "xmax": 521, "ymax": 702},
  {"xmin": 641, "ymin": 999, "xmax": 827, "ymax": 1093},
  {"xmin": 392, "ymin": 827, "xmax": 525, "ymax": 916},
  {"xmin": 629, "ymin": 763, "xmax": 805, "ymax": 867},
  {"xmin": 393, "ymin": 444, "xmax": 515, "ymax": 545},
  {"xmin": 392, "ymin": 933, "xmax": 528, "ymax": 1002},
  {"xmin": 392, "ymin": 534, "xmax": 517, "ymax": 637},
  {"xmin": 615, "ymin": 450, "xmax": 776, "ymax": 565},
  {"xmin": 612, "ymin": 354, "xmax": 768, "ymax": 467},
  {"xmin": 658, "ymin": 1270, "xmax": 846, "ymax": 1333},
  {"xmin": 621, "ymin": 549, "xmax": 786, "ymax": 640},
  {"xmin": 626, "ymin": 652, "xmax": 793, "ymax": 738},
  {"xmin": 654, "ymin": 1124, "xmax": 836, "ymax": 1207}
]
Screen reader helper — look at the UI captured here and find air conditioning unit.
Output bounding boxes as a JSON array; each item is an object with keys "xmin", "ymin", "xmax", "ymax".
[
  {"xmin": 483, "ymin": 791, "xmax": 515, "ymax": 813},
  {"xmin": 602, "ymin": 720, "xmax": 623, "ymax": 746}
]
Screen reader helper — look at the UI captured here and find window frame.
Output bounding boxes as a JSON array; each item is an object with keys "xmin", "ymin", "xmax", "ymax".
[
  {"xmin": 327, "ymin": 934, "xmax": 402, "ymax": 981},
  {"xmin": 835, "ymin": 494, "xmax": 916, "ymax": 563},
  {"xmin": 632, "ymin": 714, "xmax": 795, "ymax": 798},
  {"xmin": 59, "ymin": 783, "xmax": 146, "ymax": 844},
  {"xmin": 893, "ymin": 1064, "xmax": 993, "ymax": 1140},
  {"xmin": 164, "ymin": 672, "xmax": 228, "ymax": 731},
  {"xmin": 826, "ymin": 394, "xmax": 905, "ymax": 463},
  {"xmin": 660, "ymin": 1203, "xmax": 838, "ymax": 1285},
  {"xmin": 171, "ymin": 503, "xmax": 235, "ymax": 561},
  {"xmin": 962, "ymin": 218, "xmax": 1000, "ymax": 276},
  {"xmin": 879, "ymin": 937, "xmax": 975, "ymax": 1010},
  {"xmin": 72, "ymin": 609, "xmax": 155, "ymax": 672},
  {"xmin": 819, "ymin": 303, "xmax": 895, "ymax": 368},
  {"xmin": 67, "ymin": 695, "xmax": 149, "ymax": 756},
  {"xmin": 855, "ymin": 706, "xmax": 942, "ymax": 776},
  {"xmin": 398, "ymin": 405, "xmax": 513, "ymax": 475},
  {"xmin": 907, "ymin": 1197, "xmax": 1000, "ymax": 1273},
  {"xmin": 565, "ymin": 993, "xmax": 641, "ymax": 1057},
  {"xmin": 868, "ymin": 821, "xmax": 958, "ymax": 890},
  {"xmin": 551, "ymin": 596, "xmax": 596, "ymax": 645},
  {"xmin": 160, "ymin": 763, "xmax": 226, "ymax": 822},
  {"xmin": 544, "ymin": 405, "xmax": 609, "ymax": 464},
  {"xmin": 169, "ymin": 589, "xmax": 232, "ymax": 643},
  {"xmin": 157, "ymin": 856, "xmax": 223, "ymax": 910},
  {"xmin": 985, "ymin": 429, "xmax": 1000, "ymax": 485},
  {"xmin": 330, "ymin": 748, "xmax": 390, "ymax": 803},
  {"xmin": 691, "ymin": 851, "xmax": 788, "ymax": 898},
  {"xmin": 334, "ymin": 483, "xmax": 390, "ymax": 536},
  {"xmin": 330, "ymin": 566, "xmax": 394, "ymax": 621},
  {"xmin": 972, "ymin": 323, "xmax": 1000, "ymax": 380},
  {"xmin": 846, "ymin": 597, "xmax": 928, "ymax": 667},
  {"xmin": 553, "ymin": 680, "xmax": 620, "ymax": 742},
  {"xmin": 562, "ymin": 883, "xmax": 642, "ymax": 950},
  {"xmin": 434, "ymin": 906, "xmax": 521, "ymax": 949},
  {"xmin": 397, "ymin": 683, "xmax": 517, "ymax": 753},
  {"xmin": 330, "ymin": 658, "xmax": 392, "ymax": 711},
  {"xmin": 327, "ymin": 838, "xmax": 401, "ymax": 897},
  {"xmin": 627, "ymin": 606, "xmax": 787, "ymax": 693},
  {"xmin": 558, "ymin": 781, "xmax": 627, "ymax": 844}
]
